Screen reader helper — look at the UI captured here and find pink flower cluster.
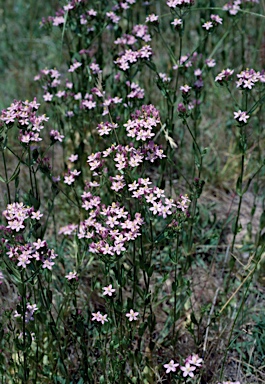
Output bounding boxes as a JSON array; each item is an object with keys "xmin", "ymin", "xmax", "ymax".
[
  {"xmin": 114, "ymin": 45, "xmax": 152, "ymax": 71},
  {"xmin": 6, "ymin": 240, "xmax": 57, "ymax": 270},
  {"xmin": 0, "ymin": 99, "xmax": 48, "ymax": 144},
  {"xmin": 164, "ymin": 354, "xmax": 203, "ymax": 377},
  {"xmin": 63, "ymin": 169, "xmax": 81, "ymax": 185},
  {"xmin": 223, "ymin": 0, "xmax": 259, "ymax": 16},
  {"xmin": 215, "ymin": 68, "xmax": 234, "ymax": 84},
  {"xmin": 68, "ymin": 61, "xmax": 82, "ymax": 73},
  {"xmin": 92, "ymin": 311, "xmax": 108, "ymax": 324},
  {"xmin": 2, "ymin": 203, "xmax": 57, "ymax": 270},
  {"xmin": 173, "ymin": 51, "xmax": 201, "ymax": 71},
  {"xmin": 41, "ymin": 1, "xmax": 97, "ymax": 27},
  {"xmin": 223, "ymin": 1, "xmax": 241, "ymax": 15},
  {"xmin": 167, "ymin": 0, "xmax": 194, "ymax": 8},
  {"xmin": 202, "ymin": 14, "xmax": 223, "ymax": 30},
  {"xmin": 50, "ymin": 129, "xmax": 64, "ymax": 142},
  {"xmin": 3, "ymin": 202, "xmax": 42, "ymax": 233},
  {"xmin": 59, "ymin": 191, "xmax": 144, "ymax": 257},
  {"xmin": 126, "ymin": 81, "xmax": 145, "ymax": 99},
  {"xmin": 132, "ymin": 24, "xmax": 151, "ymax": 42},
  {"xmin": 92, "ymin": 308, "xmax": 139, "ymax": 325},
  {"xmin": 14, "ymin": 303, "xmax": 38, "ymax": 322},
  {"xmin": 88, "ymin": 141, "xmax": 165, "ymax": 174},
  {"xmin": 236, "ymin": 68, "xmax": 265, "ymax": 89},
  {"xmin": 129, "ymin": 178, "xmax": 177, "ymax": 219},
  {"xmin": 145, "ymin": 14, "xmax": 159, "ymax": 24},
  {"xmin": 159, "ymin": 73, "xmax": 171, "ymax": 83},
  {"xmin": 101, "ymin": 97, "xmax": 122, "ymax": 116},
  {"xmin": 234, "ymin": 110, "xmax": 250, "ymax": 124},
  {"xmin": 35, "ymin": 67, "xmax": 99, "ymax": 115},
  {"xmin": 97, "ymin": 121, "xmax": 118, "ymax": 136},
  {"xmin": 88, "ymin": 105, "xmax": 165, "ymax": 172},
  {"xmin": 114, "ymin": 34, "xmax": 137, "ymax": 46},
  {"xmin": 124, "ymin": 104, "xmax": 160, "ymax": 141},
  {"xmin": 79, "ymin": 9, "xmax": 97, "ymax": 25}
]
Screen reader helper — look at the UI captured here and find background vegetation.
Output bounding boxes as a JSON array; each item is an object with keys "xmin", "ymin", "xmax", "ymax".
[{"xmin": 0, "ymin": 1, "xmax": 265, "ymax": 383}]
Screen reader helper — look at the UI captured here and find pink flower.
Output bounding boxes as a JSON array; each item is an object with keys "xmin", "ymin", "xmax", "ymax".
[
  {"xmin": 68, "ymin": 154, "xmax": 78, "ymax": 162},
  {"xmin": 64, "ymin": 174, "xmax": 75, "ymax": 185},
  {"xmin": 42, "ymin": 259, "xmax": 55, "ymax": 270},
  {"xmin": 68, "ymin": 61, "xmax": 82, "ymax": 72},
  {"xmin": 171, "ymin": 18, "xmax": 182, "ymax": 27},
  {"xmin": 102, "ymin": 284, "xmax": 115, "ymax": 296},
  {"xmin": 187, "ymin": 354, "xmax": 203, "ymax": 367},
  {"xmin": 164, "ymin": 360, "xmax": 179, "ymax": 374},
  {"xmin": 202, "ymin": 21, "xmax": 213, "ymax": 30},
  {"xmin": 180, "ymin": 362, "xmax": 196, "ymax": 378},
  {"xmin": 177, "ymin": 194, "xmax": 191, "ymax": 211},
  {"xmin": 53, "ymin": 16, "xmax": 65, "ymax": 26},
  {"xmin": 33, "ymin": 239, "xmax": 46, "ymax": 249},
  {"xmin": 50, "ymin": 130, "xmax": 64, "ymax": 142},
  {"xmin": 43, "ymin": 92, "xmax": 53, "ymax": 102},
  {"xmin": 66, "ymin": 271, "xmax": 78, "ymax": 281},
  {"xmin": 31, "ymin": 211, "xmax": 43, "ymax": 220},
  {"xmin": 210, "ymin": 14, "xmax": 223, "ymax": 25},
  {"xmin": 126, "ymin": 309, "xmax": 139, "ymax": 321},
  {"xmin": 146, "ymin": 14, "xmax": 159, "ymax": 23},
  {"xmin": 180, "ymin": 84, "xmax": 191, "ymax": 93},
  {"xmin": 234, "ymin": 110, "xmax": 250, "ymax": 124},
  {"xmin": 205, "ymin": 58, "xmax": 216, "ymax": 67}
]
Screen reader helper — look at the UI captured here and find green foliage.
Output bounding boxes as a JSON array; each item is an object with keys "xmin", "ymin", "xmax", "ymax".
[{"xmin": 0, "ymin": 1, "xmax": 265, "ymax": 384}]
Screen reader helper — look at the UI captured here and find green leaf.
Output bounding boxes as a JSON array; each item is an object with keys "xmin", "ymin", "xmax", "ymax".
[
  {"xmin": 190, "ymin": 312, "xmax": 199, "ymax": 326},
  {"xmin": 8, "ymin": 165, "xmax": 20, "ymax": 183},
  {"xmin": 260, "ymin": 212, "xmax": 265, "ymax": 230},
  {"xmin": 138, "ymin": 322, "xmax": 148, "ymax": 337},
  {"xmin": 236, "ymin": 175, "xmax": 242, "ymax": 196}
]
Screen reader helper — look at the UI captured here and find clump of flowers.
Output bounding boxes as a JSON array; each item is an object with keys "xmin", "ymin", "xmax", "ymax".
[
  {"xmin": 3, "ymin": 202, "xmax": 42, "ymax": 233},
  {"xmin": 234, "ymin": 110, "xmax": 250, "ymax": 124},
  {"xmin": 0, "ymin": 99, "xmax": 48, "ymax": 144},
  {"xmin": 2, "ymin": 203, "xmax": 57, "ymax": 270},
  {"xmin": 202, "ymin": 14, "xmax": 223, "ymax": 30},
  {"xmin": 164, "ymin": 354, "xmax": 203, "ymax": 377},
  {"xmin": 215, "ymin": 68, "xmax": 234, "ymax": 84},
  {"xmin": 91, "ymin": 312, "xmax": 108, "ymax": 324},
  {"xmin": 14, "ymin": 303, "xmax": 38, "ymax": 323},
  {"xmin": 114, "ymin": 45, "xmax": 152, "ymax": 71},
  {"xmin": 167, "ymin": 0, "xmax": 194, "ymax": 8},
  {"xmin": 236, "ymin": 68, "xmax": 265, "ymax": 89}
]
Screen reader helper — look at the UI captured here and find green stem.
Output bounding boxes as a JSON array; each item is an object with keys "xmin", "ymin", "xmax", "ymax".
[{"xmin": 2, "ymin": 151, "xmax": 11, "ymax": 203}]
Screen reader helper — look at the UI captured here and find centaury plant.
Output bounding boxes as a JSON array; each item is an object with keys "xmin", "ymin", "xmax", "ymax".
[{"xmin": 0, "ymin": 0, "xmax": 265, "ymax": 383}]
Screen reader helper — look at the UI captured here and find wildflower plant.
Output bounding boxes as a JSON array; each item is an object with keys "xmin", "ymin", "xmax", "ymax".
[{"xmin": 0, "ymin": 0, "xmax": 265, "ymax": 383}]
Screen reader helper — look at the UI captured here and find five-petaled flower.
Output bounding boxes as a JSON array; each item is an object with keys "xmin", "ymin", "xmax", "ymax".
[
  {"xmin": 66, "ymin": 271, "xmax": 78, "ymax": 281},
  {"xmin": 164, "ymin": 360, "xmax": 179, "ymax": 373},
  {"xmin": 102, "ymin": 284, "xmax": 116, "ymax": 296},
  {"xmin": 180, "ymin": 362, "xmax": 196, "ymax": 378},
  {"xmin": 126, "ymin": 309, "xmax": 139, "ymax": 321}
]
